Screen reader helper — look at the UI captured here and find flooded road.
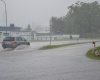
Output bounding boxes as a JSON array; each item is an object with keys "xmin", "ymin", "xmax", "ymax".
[{"xmin": 0, "ymin": 40, "xmax": 100, "ymax": 80}]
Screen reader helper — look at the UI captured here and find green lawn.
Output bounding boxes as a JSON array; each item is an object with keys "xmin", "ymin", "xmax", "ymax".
[
  {"xmin": 39, "ymin": 42, "xmax": 90, "ymax": 50},
  {"xmin": 39, "ymin": 43, "xmax": 76, "ymax": 50},
  {"xmin": 86, "ymin": 47, "xmax": 100, "ymax": 60}
]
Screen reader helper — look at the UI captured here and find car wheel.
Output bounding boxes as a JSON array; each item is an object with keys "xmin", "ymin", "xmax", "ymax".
[
  {"xmin": 3, "ymin": 47, "xmax": 6, "ymax": 49},
  {"xmin": 27, "ymin": 43, "xmax": 30, "ymax": 45},
  {"xmin": 17, "ymin": 44, "xmax": 20, "ymax": 47}
]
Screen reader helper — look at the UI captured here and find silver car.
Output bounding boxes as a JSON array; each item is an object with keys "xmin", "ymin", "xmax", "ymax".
[{"xmin": 2, "ymin": 36, "xmax": 30, "ymax": 49}]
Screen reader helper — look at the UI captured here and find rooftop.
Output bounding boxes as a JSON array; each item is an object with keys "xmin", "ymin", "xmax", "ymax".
[{"xmin": 0, "ymin": 26, "xmax": 21, "ymax": 32}]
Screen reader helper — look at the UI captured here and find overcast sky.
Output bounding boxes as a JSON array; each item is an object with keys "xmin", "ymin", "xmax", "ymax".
[{"xmin": 0, "ymin": 0, "xmax": 100, "ymax": 28}]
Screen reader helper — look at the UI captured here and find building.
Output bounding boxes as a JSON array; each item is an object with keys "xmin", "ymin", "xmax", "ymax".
[
  {"xmin": 36, "ymin": 31, "xmax": 56, "ymax": 40},
  {"xmin": 0, "ymin": 26, "xmax": 80, "ymax": 42},
  {"xmin": 35, "ymin": 31, "xmax": 80, "ymax": 40},
  {"xmin": 0, "ymin": 26, "xmax": 32, "ymax": 42}
]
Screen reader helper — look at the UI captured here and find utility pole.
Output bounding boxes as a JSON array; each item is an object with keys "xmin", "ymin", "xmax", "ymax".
[
  {"xmin": 0, "ymin": 0, "xmax": 7, "ymax": 36},
  {"xmin": 49, "ymin": 19, "xmax": 52, "ymax": 45}
]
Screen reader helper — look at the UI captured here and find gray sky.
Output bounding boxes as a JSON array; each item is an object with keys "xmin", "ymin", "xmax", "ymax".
[{"xmin": 0, "ymin": 0, "xmax": 100, "ymax": 28}]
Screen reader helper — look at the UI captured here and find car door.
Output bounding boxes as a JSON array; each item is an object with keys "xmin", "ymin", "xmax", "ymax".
[
  {"xmin": 21, "ymin": 37, "xmax": 27, "ymax": 45},
  {"xmin": 16, "ymin": 37, "xmax": 23, "ymax": 45}
]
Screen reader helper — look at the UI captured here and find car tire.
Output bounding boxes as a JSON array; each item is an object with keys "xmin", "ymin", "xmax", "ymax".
[
  {"xmin": 27, "ymin": 43, "xmax": 30, "ymax": 45},
  {"xmin": 3, "ymin": 47, "xmax": 6, "ymax": 49},
  {"xmin": 17, "ymin": 44, "xmax": 20, "ymax": 47}
]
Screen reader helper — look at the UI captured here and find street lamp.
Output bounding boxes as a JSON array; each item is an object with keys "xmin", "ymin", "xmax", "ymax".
[
  {"xmin": 49, "ymin": 19, "xmax": 52, "ymax": 45},
  {"xmin": 0, "ymin": 0, "xmax": 7, "ymax": 35}
]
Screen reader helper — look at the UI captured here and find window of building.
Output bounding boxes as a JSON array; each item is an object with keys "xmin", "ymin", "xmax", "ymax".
[{"xmin": 3, "ymin": 33, "xmax": 9, "ymax": 36}]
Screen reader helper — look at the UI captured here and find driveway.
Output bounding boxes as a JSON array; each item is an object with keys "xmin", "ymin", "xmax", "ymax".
[{"xmin": 0, "ymin": 41, "xmax": 100, "ymax": 80}]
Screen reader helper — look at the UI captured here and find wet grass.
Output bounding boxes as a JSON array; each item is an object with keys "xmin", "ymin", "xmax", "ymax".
[
  {"xmin": 86, "ymin": 47, "xmax": 100, "ymax": 60},
  {"xmin": 39, "ymin": 43, "xmax": 75, "ymax": 50},
  {"xmin": 31, "ymin": 39, "xmax": 78, "ymax": 42},
  {"xmin": 39, "ymin": 42, "xmax": 90, "ymax": 50}
]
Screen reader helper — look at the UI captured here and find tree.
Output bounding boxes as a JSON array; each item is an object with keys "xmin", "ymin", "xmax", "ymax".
[
  {"xmin": 67, "ymin": 1, "xmax": 100, "ymax": 36},
  {"xmin": 50, "ymin": 1, "xmax": 100, "ymax": 37},
  {"xmin": 27, "ymin": 24, "xmax": 32, "ymax": 31},
  {"xmin": 23, "ymin": 24, "xmax": 32, "ymax": 32}
]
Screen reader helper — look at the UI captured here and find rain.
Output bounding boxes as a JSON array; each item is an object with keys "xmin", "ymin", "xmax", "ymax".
[{"xmin": 0, "ymin": 0, "xmax": 100, "ymax": 80}]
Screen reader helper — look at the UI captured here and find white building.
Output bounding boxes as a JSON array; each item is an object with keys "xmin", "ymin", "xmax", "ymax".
[
  {"xmin": 0, "ymin": 26, "xmax": 80, "ymax": 42},
  {"xmin": 0, "ymin": 26, "xmax": 32, "ymax": 42},
  {"xmin": 35, "ymin": 31, "xmax": 80, "ymax": 40}
]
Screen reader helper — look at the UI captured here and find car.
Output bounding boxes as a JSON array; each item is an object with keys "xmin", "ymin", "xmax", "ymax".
[{"xmin": 2, "ymin": 36, "xmax": 30, "ymax": 49}]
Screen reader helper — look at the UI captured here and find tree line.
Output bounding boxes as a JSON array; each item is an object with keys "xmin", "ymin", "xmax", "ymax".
[{"xmin": 50, "ymin": 1, "xmax": 100, "ymax": 38}]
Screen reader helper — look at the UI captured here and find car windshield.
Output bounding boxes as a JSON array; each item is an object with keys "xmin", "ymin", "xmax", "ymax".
[{"xmin": 3, "ymin": 37, "xmax": 14, "ymax": 41}]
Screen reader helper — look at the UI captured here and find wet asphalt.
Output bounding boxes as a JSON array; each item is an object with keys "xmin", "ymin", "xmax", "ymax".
[{"xmin": 0, "ymin": 41, "xmax": 100, "ymax": 80}]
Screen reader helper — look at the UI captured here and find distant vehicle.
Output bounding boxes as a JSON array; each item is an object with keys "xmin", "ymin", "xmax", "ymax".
[{"xmin": 2, "ymin": 36, "xmax": 30, "ymax": 49}]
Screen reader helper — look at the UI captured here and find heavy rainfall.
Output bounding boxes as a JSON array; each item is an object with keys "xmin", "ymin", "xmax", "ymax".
[{"xmin": 0, "ymin": 0, "xmax": 100, "ymax": 80}]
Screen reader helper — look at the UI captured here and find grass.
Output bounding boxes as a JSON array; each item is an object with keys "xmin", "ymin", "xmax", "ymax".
[
  {"xmin": 31, "ymin": 39, "xmax": 78, "ymax": 42},
  {"xmin": 39, "ymin": 42, "xmax": 90, "ymax": 50},
  {"xmin": 86, "ymin": 47, "xmax": 100, "ymax": 60},
  {"xmin": 39, "ymin": 43, "xmax": 75, "ymax": 50}
]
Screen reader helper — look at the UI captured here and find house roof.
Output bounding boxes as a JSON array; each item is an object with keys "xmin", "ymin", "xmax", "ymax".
[{"xmin": 0, "ymin": 26, "xmax": 20, "ymax": 32}]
